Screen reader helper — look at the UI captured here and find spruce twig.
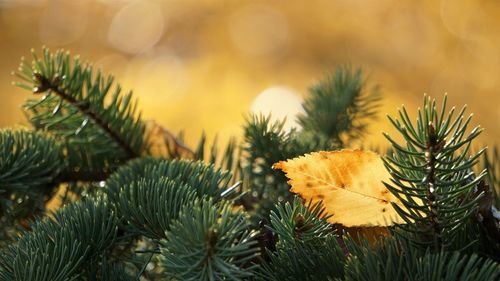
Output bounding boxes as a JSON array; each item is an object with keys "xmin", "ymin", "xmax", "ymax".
[
  {"xmin": 33, "ymin": 73, "xmax": 137, "ymax": 158},
  {"xmin": 425, "ymin": 122, "xmax": 442, "ymax": 242}
]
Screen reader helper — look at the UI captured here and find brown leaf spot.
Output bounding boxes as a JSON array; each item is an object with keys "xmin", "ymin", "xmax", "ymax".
[
  {"xmin": 335, "ymin": 178, "xmax": 346, "ymax": 188},
  {"xmin": 298, "ymin": 164, "xmax": 306, "ymax": 171}
]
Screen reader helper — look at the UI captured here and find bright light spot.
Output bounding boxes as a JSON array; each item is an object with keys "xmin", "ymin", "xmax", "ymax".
[
  {"xmin": 108, "ymin": 1, "xmax": 165, "ymax": 54},
  {"xmin": 250, "ymin": 86, "xmax": 303, "ymax": 131},
  {"xmin": 138, "ymin": 54, "xmax": 188, "ymax": 97},
  {"xmin": 229, "ymin": 4, "xmax": 289, "ymax": 58},
  {"xmin": 127, "ymin": 52, "xmax": 189, "ymax": 109},
  {"xmin": 39, "ymin": 0, "xmax": 88, "ymax": 45}
]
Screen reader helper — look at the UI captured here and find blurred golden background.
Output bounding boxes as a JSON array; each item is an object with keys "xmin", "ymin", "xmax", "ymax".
[{"xmin": 0, "ymin": 0, "xmax": 498, "ymax": 148}]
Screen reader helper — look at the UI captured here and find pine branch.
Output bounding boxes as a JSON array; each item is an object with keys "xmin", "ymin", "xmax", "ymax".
[
  {"xmin": 268, "ymin": 197, "xmax": 333, "ymax": 246},
  {"xmin": 33, "ymin": 72, "xmax": 137, "ymax": 158},
  {"xmin": 241, "ymin": 114, "xmax": 309, "ymax": 220},
  {"xmin": 298, "ymin": 65, "xmax": 381, "ymax": 146},
  {"xmin": 424, "ymin": 123, "xmax": 442, "ymax": 240},
  {"xmin": 343, "ymin": 236, "xmax": 500, "ymax": 281},
  {"xmin": 111, "ymin": 177, "xmax": 197, "ymax": 240},
  {"xmin": 14, "ymin": 48, "xmax": 146, "ymax": 178},
  {"xmin": 159, "ymin": 199, "xmax": 259, "ymax": 280},
  {"xmin": 258, "ymin": 235, "xmax": 346, "ymax": 281},
  {"xmin": 105, "ymin": 157, "xmax": 233, "ymax": 201},
  {"xmin": 0, "ymin": 129, "xmax": 64, "ymax": 245},
  {"xmin": 0, "ymin": 197, "xmax": 119, "ymax": 281},
  {"xmin": 383, "ymin": 95, "xmax": 486, "ymax": 248},
  {"xmin": 258, "ymin": 198, "xmax": 342, "ymax": 281},
  {"xmin": 0, "ymin": 128, "xmax": 63, "ymax": 192}
]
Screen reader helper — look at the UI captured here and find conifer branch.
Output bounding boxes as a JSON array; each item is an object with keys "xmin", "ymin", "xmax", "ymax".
[
  {"xmin": 383, "ymin": 95, "xmax": 487, "ymax": 248},
  {"xmin": 298, "ymin": 66, "xmax": 380, "ymax": 146},
  {"xmin": 15, "ymin": 48, "xmax": 146, "ymax": 177},
  {"xmin": 424, "ymin": 123, "xmax": 442, "ymax": 241},
  {"xmin": 33, "ymin": 72, "xmax": 137, "ymax": 158}
]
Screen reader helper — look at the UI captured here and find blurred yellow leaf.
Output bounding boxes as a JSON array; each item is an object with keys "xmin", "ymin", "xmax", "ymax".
[
  {"xmin": 273, "ymin": 149, "xmax": 405, "ymax": 227},
  {"xmin": 144, "ymin": 120, "xmax": 195, "ymax": 159}
]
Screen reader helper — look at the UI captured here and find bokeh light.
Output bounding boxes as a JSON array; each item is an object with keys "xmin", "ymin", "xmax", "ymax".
[
  {"xmin": 129, "ymin": 51, "xmax": 190, "ymax": 107},
  {"xmin": 38, "ymin": 0, "xmax": 89, "ymax": 46},
  {"xmin": 229, "ymin": 4, "xmax": 289, "ymax": 59},
  {"xmin": 107, "ymin": 0, "xmax": 165, "ymax": 54},
  {"xmin": 0, "ymin": 0, "xmax": 499, "ymax": 148},
  {"xmin": 250, "ymin": 86, "xmax": 304, "ymax": 131}
]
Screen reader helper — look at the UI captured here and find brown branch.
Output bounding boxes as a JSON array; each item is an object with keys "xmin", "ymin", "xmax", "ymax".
[
  {"xmin": 425, "ymin": 122, "xmax": 442, "ymax": 242},
  {"xmin": 57, "ymin": 170, "xmax": 111, "ymax": 182}
]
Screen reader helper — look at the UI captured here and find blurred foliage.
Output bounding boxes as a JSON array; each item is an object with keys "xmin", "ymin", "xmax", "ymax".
[{"xmin": 1, "ymin": 0, "xmax": 499, "ymax": 149}]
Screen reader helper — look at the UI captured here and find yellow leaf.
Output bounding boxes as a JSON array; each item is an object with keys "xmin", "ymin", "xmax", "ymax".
[
  {"xmin": 273, "ymin": 149, "xmax": 406, "ymax": 227},
  {"xmin": 143, "ymin": 120, "xmax": 195, "ymax": 159}
]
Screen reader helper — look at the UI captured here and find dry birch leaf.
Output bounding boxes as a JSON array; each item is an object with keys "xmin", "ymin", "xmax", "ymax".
[
  {"xmin": 144, "ymin": 120, "xmax": 195, "ymax": 159},
  {"xmin": 273, "ymin": 149, "xmax": 405, "ymax": 227}
]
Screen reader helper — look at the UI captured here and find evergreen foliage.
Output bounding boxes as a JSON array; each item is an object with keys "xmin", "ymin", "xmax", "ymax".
[
  {"xmin": 15, "ymin": 48, "xmax": 146, "ymax": 180},
  {"xmin": 0, "ymin": 48, "xmax": 499, "ymax": 280},
  {"xmin": 241, "ymin": 115, "xmax": 305, "ymax": 218},
  {"xmin": 383, "ymin": 95, "xmax": 486, "ymax": 248},
  {"xmin": 240, "ymin": 67, "xmax": 380, "ymax": 220},
  {"xmin": 268, "ymin": 198, "xmax": 333, "ymax": 246},
  {"xmin": 159, "ymin": 199, "xmax": 259, "ymax": 280},
  {"xmin": 259, "ymin": 235, "xmax": 346, "ymax": 281},
  {"xmin": 298, "ymin": 66, "xmax": 380, "ymax": 147},
  {"xmin": 0, "ymin": 197, "xmax": 118, "ymax": 281},
  {"xmin": 259, "ymin": 199, "xmax": 346, "ymax": 281},
  {"xmin": 112, "ymin": 177, "xmax": 197, "ymax": 240},
  {"xmin": 342, "ymin": 237, "xmax": 500, "ymax": 281},
  {"xmin": 0, "ymin": 129, "xmax": 63, "ymax": 247},
  {"xmin": 0, "ymin": 129, "xmax": 62, "ymax": 192},
  {"xmin": 105, "ymin": 157, "xmax": 233, "ymax": 201}
]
